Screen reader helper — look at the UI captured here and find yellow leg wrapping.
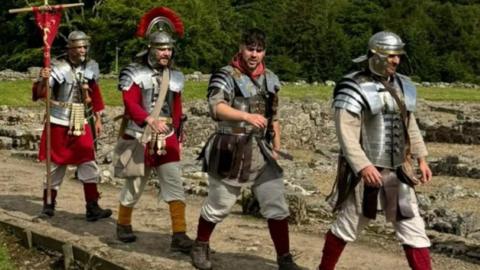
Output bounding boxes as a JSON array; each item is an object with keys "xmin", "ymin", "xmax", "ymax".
[
  {"xmin": 169, "ymin": 200, "xmax": 186, "ymax": 233},
  {"xmin": 117, "ymin": 204, "xmax": 133, "ymax": 225}
]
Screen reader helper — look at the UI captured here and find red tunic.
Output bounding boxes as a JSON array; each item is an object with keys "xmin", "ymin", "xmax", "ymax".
[
  {"xmin": 122, "ymin": 83, "xmax": 182, "ymax": 167},
  {"xmin": 38, "ymin": 81, "xmax": 104, "ymax": 165}
]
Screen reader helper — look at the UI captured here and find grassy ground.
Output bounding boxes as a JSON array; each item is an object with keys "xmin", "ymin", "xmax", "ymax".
[
  {"xmin": 1, "ymin": 79, "xmax": 480, "ymax": 106},
  {"xmin": 0, "ymin": 241, "xmax": 15, "ymax": 270}
]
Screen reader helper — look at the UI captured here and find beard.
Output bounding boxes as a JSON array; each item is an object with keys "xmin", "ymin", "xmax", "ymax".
[
  {"xmin": 69, "ymin": 54, "xmax": 86, "ymax": 66},
  {"xmin": 159, "ymin": 57, "xmax": 170, "ymax": 66},
  {"xmin": 148, "ymin": 50, "xmax": 171, "ymax": 69}
]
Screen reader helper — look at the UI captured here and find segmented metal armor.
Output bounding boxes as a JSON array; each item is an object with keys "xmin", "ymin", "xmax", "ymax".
[
  {"xmin": 118, "ymin": 64, "xmax": 184, "ymax": 138},
  {"xmin": 49, "ymin": 58, "xmax": 99, "ymax": 127},
  {"xmin": 333, "ymin": 71, "xmax": 416, "ymax": 169},
  {"xmin": 208, "ymin": 65, "xmax": 280, "ymax": 132}
]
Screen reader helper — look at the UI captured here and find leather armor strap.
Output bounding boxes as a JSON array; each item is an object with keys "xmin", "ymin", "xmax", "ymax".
[
  {"xmin": 217, "ymin": 126, "xmax": 264, "ymax": 136},
  {"xmin": 141, "ymin": 68, "xmax": 170, "ymax": 144},
  {"xmin": 238, "ymin": 135, "xmax": 253, "ymax": 182},
  {"xmin": 379, "ymin": 80, "xmax": 410, "ymax": 129},
  {"xmin": 362, "ymin": 185, "xmax": 380, "ymax": 219},
  {"xmin": 50, "ymin": 100, "xmax": 75, "ymax": 108}
]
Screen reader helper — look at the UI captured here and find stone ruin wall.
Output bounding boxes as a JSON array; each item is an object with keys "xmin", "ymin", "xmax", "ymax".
[{"xmin": 0, "ymin": 100, "xmax": 479, "ymax": 153}]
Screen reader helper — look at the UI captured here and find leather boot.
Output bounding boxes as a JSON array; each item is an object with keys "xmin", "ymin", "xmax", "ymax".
[
  {"xmin": 86, "ymin": 201, "xmax": 112, "ymax": 222},
  {"xmin": 277, "ymin": 253, "xmax": 306, "ymax": 270},
  {"xmin": 41, "ymin": 204, "xmax": 55, "ymax": 217},
  {"xmin": 117, "ymin": 223, "xmax": 137, "ymax": 243},
  {"xmin": 171, "ymin": 232, "xmax": 194, "ymax": 253},
  {"xmin": 41, "ymin": 189, "xmax": 57, "ymax": 217},
  {"xmin": 190, "ymin": 240, "xmax": 212, "ymax": 270}
]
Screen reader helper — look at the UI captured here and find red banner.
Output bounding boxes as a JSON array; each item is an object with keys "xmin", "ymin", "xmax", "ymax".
[{"xmin": 33, "ymin": 7, "xmax": 62, "ymax": 67}]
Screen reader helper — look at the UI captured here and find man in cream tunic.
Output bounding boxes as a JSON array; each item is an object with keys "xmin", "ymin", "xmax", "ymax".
[{"xmin": 317, "ymin": 31, "xmax": 433, "ymax": 270}]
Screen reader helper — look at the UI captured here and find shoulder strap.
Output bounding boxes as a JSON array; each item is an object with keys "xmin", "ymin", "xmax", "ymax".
[
  {"xmin": 379, "ymin": 79, "xmax": 409, "ymax": 128},
  {"xmin": 141, "ymin": 68, "xmax": 170, "ymax": 144}
]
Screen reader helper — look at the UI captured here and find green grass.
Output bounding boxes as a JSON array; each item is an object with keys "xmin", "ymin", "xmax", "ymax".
[
  {"xmin": 416, "ymin": 87, "xmax": 480, "ymax": 102},
  {"xmin": 0, "ymin": 80, "xmax": 39, "ymax": 107},
  {"xmin": 1, "ymin": 79, "xmax": 480, "ymax": 106},
  {"xmin": 280, "ymin": 84, "xmax": 332, "ymax": 101},
  {"xmin": 0, "ymin": 79, "xmax": 209, "ymax": 107},
  {"xmin": 0, "ymin": 241, "xmax": 15, "ymax": 270}
]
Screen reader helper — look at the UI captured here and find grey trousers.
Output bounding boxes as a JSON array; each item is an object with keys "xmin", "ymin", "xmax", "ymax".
[
  {"xmin": 119, "ymin": 162, "xmax": 185, "ymax": 207},
  {"xmin": 200, "ymin": 177, "xmax": 290, "ymax": 223},
  {"xmin": 44, "ymin": 161, "xmax": 99, "ymax": 189}
]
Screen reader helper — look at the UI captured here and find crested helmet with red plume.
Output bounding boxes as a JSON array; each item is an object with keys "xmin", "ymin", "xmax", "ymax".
[{"xmin": 136, "ymin": 7, "xmax": 184, "ymax": 49}]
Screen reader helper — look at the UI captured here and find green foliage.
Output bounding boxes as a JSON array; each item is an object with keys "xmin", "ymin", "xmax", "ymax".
[
  {"xmin": 6, "ymin": 48, "xmax": 43, "ymax": 70},
  {"xmin": 268, "ymin": 55, "xmax": 302, "ymax": 82},
  {"xmin": 2, "ymin": 0, "xmax": 480, "ymax": 83}
]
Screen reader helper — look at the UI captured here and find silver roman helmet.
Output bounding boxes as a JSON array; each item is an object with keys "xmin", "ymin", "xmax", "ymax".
[
  {"xmin": 66, "ymin": 31, "xmax": 90, "ymax": 48},
  {"xmin": 135, "ymin": 7, "xmax": 184, "ymax": 66},
  {"xmin": 353, "ymin": 31, "xmax": 405, "ymax": 77},
  {"xmin": 148, "ymin": 31, "xmax": 175, "ymax": 49}
]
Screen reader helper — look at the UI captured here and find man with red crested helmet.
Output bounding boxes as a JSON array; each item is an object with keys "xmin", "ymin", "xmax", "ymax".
[{"xmin": 114, "ymin": 7, "xmax": 193, "ymax": 253}]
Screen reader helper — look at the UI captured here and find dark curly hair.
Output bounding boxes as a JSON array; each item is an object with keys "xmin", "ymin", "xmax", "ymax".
[{"xmin": 241, "ymin": 28, "xmax": 266, "ymax": 48}]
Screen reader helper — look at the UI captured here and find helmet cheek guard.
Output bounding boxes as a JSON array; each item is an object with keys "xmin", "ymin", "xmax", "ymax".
[{"xmin": 368, "ymin": 52, "xmax": 390, "ymax": 77}]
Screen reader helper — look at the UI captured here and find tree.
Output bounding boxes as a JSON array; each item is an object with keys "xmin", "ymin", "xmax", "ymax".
[{"xmin": 2, "ymin": 0, "xmax": 480, "ymax": 82}]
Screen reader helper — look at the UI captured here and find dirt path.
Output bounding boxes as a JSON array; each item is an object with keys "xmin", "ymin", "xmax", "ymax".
[{"xmin": 0, "ymin": 150, "xmax": 477, "ymax": 270}]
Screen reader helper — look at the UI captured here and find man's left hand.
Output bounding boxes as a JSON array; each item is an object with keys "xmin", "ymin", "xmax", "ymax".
[
  {"xmin": 271, "ymin": 149, "xmax": 279, "ymax": 160},
  {"xmin": 418, "ymin": 158, "xmax": 432, "ymax": 184},
  {"xmin": 95, "ymin": 118, "xmax": 103, "ymax": 136}
]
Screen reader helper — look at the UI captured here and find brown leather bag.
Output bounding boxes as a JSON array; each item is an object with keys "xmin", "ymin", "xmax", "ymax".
[
  {"xmin": 396, "ymin": 153, "xmax": 421, "ymax": 186},
  {"xmin": 113, "ymin": 137, "xmax": 145, "ymax": 178}
]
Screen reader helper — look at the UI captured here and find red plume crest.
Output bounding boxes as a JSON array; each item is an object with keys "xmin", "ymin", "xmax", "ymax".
[{"xmin": 136, "ymin": 7, "xmax": 184, "ymax": 38}]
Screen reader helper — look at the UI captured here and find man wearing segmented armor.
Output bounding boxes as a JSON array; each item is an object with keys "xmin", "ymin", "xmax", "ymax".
[
  {"xmin": 317, "ymin": 31, "xmax": 433, "ymax": 270},
  {"xmin": 191, "ymin": 28, "xmax": 306, "ymax": 270},
  {"xmin": 114, "ymin": 7, "xmax": 193, "ymax": 253},
  {"xmin": 33, "ymin": 30, "xmax": 112, "ymax": 222}
]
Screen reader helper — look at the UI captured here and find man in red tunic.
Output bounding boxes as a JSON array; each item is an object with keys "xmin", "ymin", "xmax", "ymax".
[
  {"xmin": 34, "ymin": 31, "xmax": 112, "ymax": 221},
  {"xmin": 114, "ymin": 7, "xmax": 193, "ymax": 253}
]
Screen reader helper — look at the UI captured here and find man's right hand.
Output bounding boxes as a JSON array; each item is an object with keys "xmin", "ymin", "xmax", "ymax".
[
  {"xmin": 243, "ymin": 113, "xmax": 267, "ymax": 129},
  {"xmin": 39, "ymin": 68, "xmax": 51, "ymax": 80},
  {"xmin": 360, "ymin": 165, "xmax": 383, "ymax": 187},
  {"xmin": 146, "ymin": 116, "xmax": 169, "ymax": 134}
]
